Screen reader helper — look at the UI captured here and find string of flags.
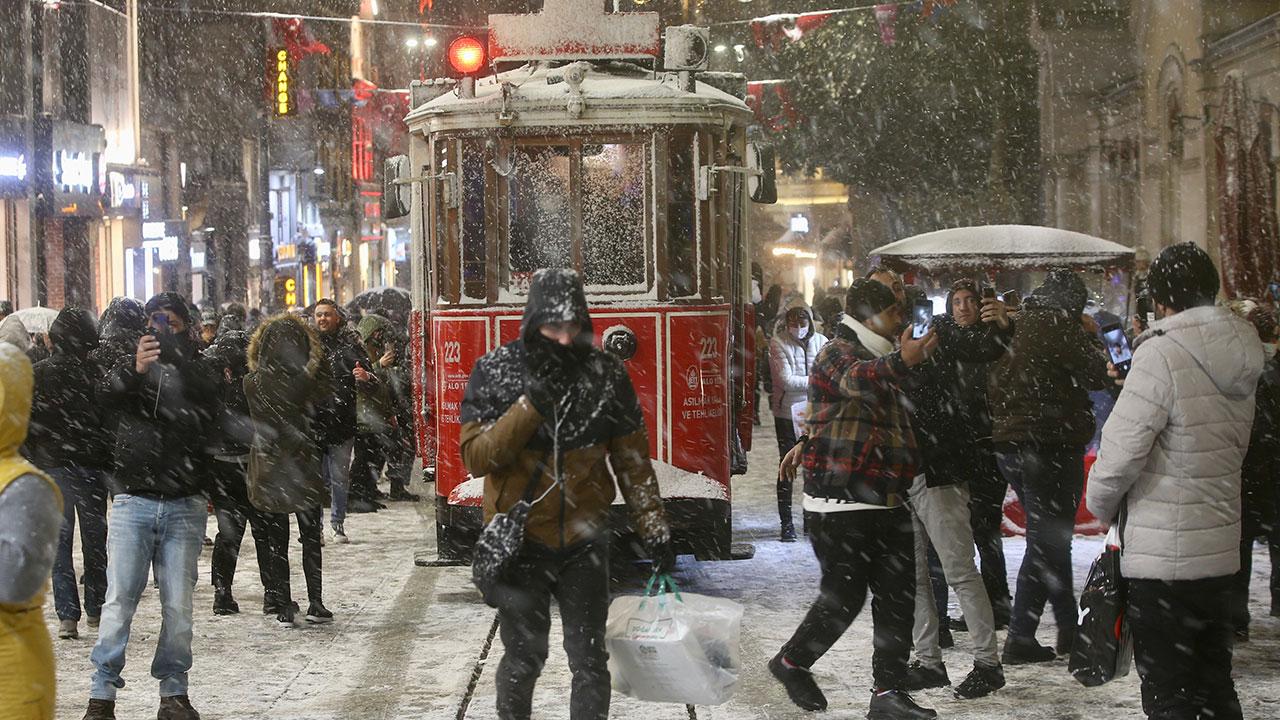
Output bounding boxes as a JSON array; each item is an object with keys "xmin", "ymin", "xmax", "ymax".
[{"xmin": 723, "ymin": 0, "xmax": 958, "ymax": 48}]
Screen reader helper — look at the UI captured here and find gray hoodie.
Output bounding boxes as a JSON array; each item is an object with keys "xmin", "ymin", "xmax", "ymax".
[{"xmin": 1088, "ymin": 305, "xmax": 1265, "ymax": 581}]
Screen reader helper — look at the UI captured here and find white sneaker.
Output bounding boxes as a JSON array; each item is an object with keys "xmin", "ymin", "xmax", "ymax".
[{"xmin": 332, "ymin": 522, "xmax": 349, "ymax": 544}]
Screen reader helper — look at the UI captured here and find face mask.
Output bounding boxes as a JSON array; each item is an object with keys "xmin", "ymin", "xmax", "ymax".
[{"xmin": 790, "ymin": 326, "xmax": 807, "ymax": 342}]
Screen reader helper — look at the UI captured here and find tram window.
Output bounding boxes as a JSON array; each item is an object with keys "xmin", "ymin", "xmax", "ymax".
[
  {"xmin": 582, "ymin": 143, "xmax": 646, "ymax": 289},
  {"xmin": 667, "ymin": 133, "xmax": 698, "ymax": 297},
  {"xmin": 508, "ymin": 145, "xmax": 573, "ymax": 289},
  {"xmin": 460, "ymin": 140, "xmax": 487, "ymax": 300}
]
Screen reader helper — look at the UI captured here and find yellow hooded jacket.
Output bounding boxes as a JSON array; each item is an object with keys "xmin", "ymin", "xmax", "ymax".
[{"xmin": 0, "ymin": 344, "xmax": 62, "ymax": 720}]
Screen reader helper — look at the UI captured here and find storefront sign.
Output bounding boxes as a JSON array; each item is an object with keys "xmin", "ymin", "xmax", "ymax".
[
  {"xmin": 0, "ymin": 154, "xmax": 27, "ymax": 180},
  {"xmin": 49, "ymin": 120, "xmax": 105, "ymax": 217},
  {"xmin": 271, "ymin": 48, "xmax": 294, "ymax": 117},
  {"xmin": 107, "ymin": 170, "xmax": 138, "ymax": 208}
]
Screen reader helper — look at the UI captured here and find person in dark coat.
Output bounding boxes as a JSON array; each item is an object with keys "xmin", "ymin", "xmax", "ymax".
[
  {"xmin": 987, "ymin": 269, "xmax": 1110, "ymax": 664},
  {"xmin": 201, "ymin": 330, "xmax": 284, "ymax": 618},
  {"xmin": 244, "ymin": 313, "xmax": 334, "ymax": 626},
  {"xmin": 311, "ymin": 299, "xmax": 363, "ymax": 541},
  {"xmin": 85, "ymin": 292, "xmax": 219, "ymax": 720},
  {"xmin": 459, "ymin": 268, "xmax": 672, "ymax": 720},
  {"xmin": 25, "ymin": 307, "xmax": 109, "ymax": 642},
  {"xmin": 899, "ymin": 281, "xmax": 1012, "ymax": 699},
  {"xmin": 1227, "ymin": 299, "xmax": 1280, "ymax": 637}
]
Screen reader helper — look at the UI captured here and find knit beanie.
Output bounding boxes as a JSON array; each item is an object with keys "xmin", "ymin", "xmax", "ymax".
[
  {"xmin": 845, "ymin": 278, "xmax": 898, "ymax": 322},
  {"xmin": 1147, "ymin": 243, "xmax": 1219, "ymax": 312}
]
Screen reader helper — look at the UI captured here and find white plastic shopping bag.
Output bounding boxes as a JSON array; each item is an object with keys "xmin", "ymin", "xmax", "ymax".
[{"xmin": 606, "ymin": 576, "xmax": 743, "ymax": 705}]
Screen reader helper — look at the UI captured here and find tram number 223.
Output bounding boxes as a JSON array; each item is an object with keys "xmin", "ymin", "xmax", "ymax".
[
  {"xmin": 698, "ymin": 337, "xmax": 720, "ymax": 361},
  {"xmin": 442, "ymin": 341, "xmax": 462, "ymax": 365}
]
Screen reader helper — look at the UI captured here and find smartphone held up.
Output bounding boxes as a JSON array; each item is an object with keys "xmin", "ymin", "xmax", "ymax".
[
  {"xmin": 912, "ymin": 299, "xmax": 933, "ymax": 339},
  {"xmin": 1101, "ymin": 322, "xmax": 1134, "ymax": 377}
]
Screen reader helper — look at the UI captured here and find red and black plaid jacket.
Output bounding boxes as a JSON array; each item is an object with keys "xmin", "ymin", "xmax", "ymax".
[{"xmin": 802, "ymin": 321, "xmax": 920, "ymax": 508}]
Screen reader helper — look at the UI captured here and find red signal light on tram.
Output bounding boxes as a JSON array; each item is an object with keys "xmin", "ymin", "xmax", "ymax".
[{"xmin": 447, "ymin": 36, "xmax": 486, "ymax": 76}]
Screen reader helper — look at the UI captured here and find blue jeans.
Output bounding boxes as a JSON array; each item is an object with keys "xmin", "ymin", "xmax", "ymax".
[
  {"xmin": 49, "ymin": 466, "xmax": 109, "ymax": 622},
  {"xmin": 90, "ymin": 493, "xmax": 206, "ymax": 700},
  {"xmin": 996, "ymin": 445, "xmax": 1084, "ymax": 641},
  {"xmin": 322, "ymin": 439, "xmax": 354, "ymax": 528}
]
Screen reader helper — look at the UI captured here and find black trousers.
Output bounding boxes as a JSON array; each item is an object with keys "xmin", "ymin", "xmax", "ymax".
[
  {"xmin": 493, "ymin": 541, "xmax": 610, "ymax": 720},
  {"xmin": 997, "ymin": 444, "xmax": 1083, "ymax": 639},
  {"xmin": 209, "ymin": 459, "xmax": 277, "ymax": 595},
  {"xmin": 969, "ymin": 470, "xmax": 1012, "ymax": 620},
  {"xmin": 1129, "ymin": 576, "xmax": 1242, "ymax": 720},
  {"xmin": 781, "ymin": 508, "xmax": 915, "ymax": 690},
  {"xmin": 292, "ymin": 506, "xmax": 324, "ymax": 603},
  {"xmin": 774, "ymin": 417, "xmax": 798, "ymax": 527},
  {"xmin": 350, "ymin": 433, "xmax": 385, "ymax": 503}
]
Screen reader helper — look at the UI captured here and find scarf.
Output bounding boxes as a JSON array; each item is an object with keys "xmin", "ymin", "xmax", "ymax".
[{"xmin": 840, "ymin": 314, "xmax": 894, "ymax": 358}]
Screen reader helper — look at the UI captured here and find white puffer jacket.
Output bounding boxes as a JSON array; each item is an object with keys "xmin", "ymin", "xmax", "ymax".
[
  {"xmin": 1088, "ymin": 305, "xmax": 1264, "ymax": 581},
  {"xmin": 768, "ymin": 306, "xmax": 828, "ymax": 419}
]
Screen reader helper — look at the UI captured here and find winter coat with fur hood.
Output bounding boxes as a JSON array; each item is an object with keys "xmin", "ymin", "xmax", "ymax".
[
  {"xmin": 1088, "ymin": 305, "xmax": 1265, "ymax": 581},
  {"xmin": 244, "ymin": 314, "xmax": 332, "ymax": 514}
]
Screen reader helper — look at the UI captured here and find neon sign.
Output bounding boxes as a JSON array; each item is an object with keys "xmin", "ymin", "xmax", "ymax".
[
  {"xmin": 55, "ymin": 150, "xmax": 94, "ymax": 193},
  {"xmin": 0, "ymin": 154, "xmax": 27, "ymax": 181},
  {"xmin": 272, "ymin": 49, "xmax": 294, "ymax": 117}
]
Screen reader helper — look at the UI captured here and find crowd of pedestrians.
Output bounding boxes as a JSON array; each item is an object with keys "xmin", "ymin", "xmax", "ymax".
[
  {"xmin": 0, "ymin": 291, "xmax": 419, "ymax": 720},
  {"xmin": 767, "ymin": 244, "xmax": 1277, "ymax": 720}
]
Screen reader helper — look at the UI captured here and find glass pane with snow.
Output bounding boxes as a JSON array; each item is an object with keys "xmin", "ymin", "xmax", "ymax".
[
  {"xmin": 508, "ymin": 145, "xmax": 572, "ymax": 289},
  {"xmin": 582, "ymin": 142, "xmax": 647, "ymax": 290}
]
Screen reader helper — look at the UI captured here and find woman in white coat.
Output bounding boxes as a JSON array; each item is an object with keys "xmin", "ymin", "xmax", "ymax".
[{"xmin": 769, "ymin": 303, "xmax": 827, "ymax": 541}]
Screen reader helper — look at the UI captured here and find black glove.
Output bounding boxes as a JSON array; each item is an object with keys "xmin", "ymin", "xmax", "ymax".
[
  {"xmin": 524, "ymin": 337, "xmax": 570, "ymax": 416},
  {"xmin": 648, "ymin": 539, "xmax": 677, "ymax": 576}
]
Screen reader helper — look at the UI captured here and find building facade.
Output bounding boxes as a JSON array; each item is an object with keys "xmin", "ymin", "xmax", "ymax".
[{"xmin": 1036, "ymin": 1, "xmax": 1279, "ymax": 276}]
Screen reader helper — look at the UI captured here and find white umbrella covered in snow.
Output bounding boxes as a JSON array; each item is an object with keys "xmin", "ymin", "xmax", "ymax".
[
  {"xmin": 12, "ymin": 306, "xmax": 60, "ymax": 334},
  {"xmin": 869, "ymin": 225, "xmax": 1135, "ymax": 273}
]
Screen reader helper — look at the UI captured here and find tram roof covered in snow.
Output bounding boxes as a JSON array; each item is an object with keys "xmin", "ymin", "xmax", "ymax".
[
  {"xmin": 870, "ymin": 225, "xmax": 1136, "ymax": 273},
  {"xmin": 404, "ymin": 62, "xmax": 752, "ymax": 132}
]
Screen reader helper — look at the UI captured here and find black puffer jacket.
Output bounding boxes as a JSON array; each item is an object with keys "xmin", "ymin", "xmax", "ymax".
[
  {"xmin": 905, "ymin": 303, "xmax": 1012, "ymax": 487},
  {"xmin": 1242, "ymin": 353, "xmax": 1280, "ymax": 536},
  {"xmin": 26, "ymin": 308, "xmax": 108, "ymax": 470},
  {"xmin": 98, "ymin": 330, "xmax": 220, "ymax": 498},
  {"xmin": 202, "ymin": 330, "xmax": 255, "ymax": 459}
]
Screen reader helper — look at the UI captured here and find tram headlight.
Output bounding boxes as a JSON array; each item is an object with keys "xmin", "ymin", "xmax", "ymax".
[{"xmin": 603, "ymin": 326, "xmax": 638, "ymax": 361}]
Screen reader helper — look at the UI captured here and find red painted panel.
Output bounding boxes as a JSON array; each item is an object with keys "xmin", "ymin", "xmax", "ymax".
[
  {"xmin": 667, "ymin": 312, "xmax": 731, "ymax": 487},
  {"xmin": 432, "ymin": 317, "xmax": 491, "ymax": 502}
]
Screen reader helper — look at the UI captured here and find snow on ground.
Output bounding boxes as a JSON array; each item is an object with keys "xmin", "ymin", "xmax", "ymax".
[{"xmin": 50, "ymin": 425, "xmax": 1280, "ymax": 718}]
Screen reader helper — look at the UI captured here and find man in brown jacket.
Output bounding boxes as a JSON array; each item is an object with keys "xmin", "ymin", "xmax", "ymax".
[{"xmin": 459, "ymin": 268, "xmax": 672, "ymax": 720}]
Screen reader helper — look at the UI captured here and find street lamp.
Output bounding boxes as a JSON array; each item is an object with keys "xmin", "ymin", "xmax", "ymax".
[{"xmin": 405, "ymin": 37, "xmax": 419, "ymax": 49}]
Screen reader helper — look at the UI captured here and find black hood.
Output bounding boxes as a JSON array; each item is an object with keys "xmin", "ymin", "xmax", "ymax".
[
  {"xmin": 50, "ymin": 307, "xmax": 99, "ymax": 356},
  {"xmin": 99, "ymin": 297, "xmax": 146, "ymax": 341},
  {"xmin": 1030, "ymin": 269, "xmax": 1087, "ymax": 317},
  {"xmin": 520, "ymin": 268, "xmax": 593, "ymax": 344}
]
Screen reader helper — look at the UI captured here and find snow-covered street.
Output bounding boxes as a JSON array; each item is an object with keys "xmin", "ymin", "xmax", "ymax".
[{"xmin": 48, "ymin": 423, "xmax": 1280, "ymax": 719}]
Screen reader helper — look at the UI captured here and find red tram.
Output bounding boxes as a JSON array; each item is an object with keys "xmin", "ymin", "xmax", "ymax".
[{"xmin": 383, "ymin": 0, "xmax": 777, "ymax": 561}]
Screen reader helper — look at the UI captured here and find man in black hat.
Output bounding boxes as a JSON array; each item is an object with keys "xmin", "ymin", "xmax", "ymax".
[
  {"xmin": 85, "ymin": 292, "xmax": 219, "ymax": 720},
  {"xmin": 987, "ymin": 269, "xmax": 1110, "ymax": 664}
]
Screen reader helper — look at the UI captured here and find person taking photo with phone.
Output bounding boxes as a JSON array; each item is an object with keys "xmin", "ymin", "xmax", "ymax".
[
  {"xmin": 987, "ymin": 269, "xmax": 1110, "ymax": 664},
  {"xmin": 86, "ymin": 292, "xmax": 220, "ymax": 720},
  {"xmin": 770, "ymin": 278, "xmax": 940, "ymax": 720},
  {"xmin": 1088, "ymin": 243, "xmax": 1263, "ymax": 720},
  {"xmin": 898, "ymin": 280, "xmax": 1013, "ymax": 699}
]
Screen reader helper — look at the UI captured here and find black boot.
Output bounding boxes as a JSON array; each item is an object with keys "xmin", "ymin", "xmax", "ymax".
[
  {"xmin": 83, "ymin": 699, "xmax": 116, "ymax": 720},
  {"xmin": 768, "ymin": 653, "xmax": 827, "ymax": 711},
  {"xmin": 867, "ymin": 690, "xmax": 937, "ymax": 720},
  {"xmin": 778, "ymin": 489, "xmax": 795, "ymax": 543},
  {"xmin": 1055, "ymin": 625, "xmax": 1075, "ymax": 656},
  {"xmin": 212, "ymin": 588, "xmax": 239, "ymax": 616},
  {"xmin": 1002, "ymin": 636, "xmax": 1056, "ymax": 665},
  {"xmin": 157, "ymin": 695, "xmax": 200, "ymax": 720}
]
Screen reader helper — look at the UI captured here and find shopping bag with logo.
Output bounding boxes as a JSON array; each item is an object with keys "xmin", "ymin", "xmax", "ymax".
[
  {"xmin": 605, "ymin": 575, "xmax": 743, "ymax": 705},
  {"xmin": 1069, "ymin": 525, "xmax": 1132, "ymax": 686}
]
